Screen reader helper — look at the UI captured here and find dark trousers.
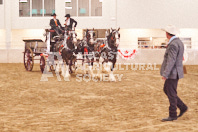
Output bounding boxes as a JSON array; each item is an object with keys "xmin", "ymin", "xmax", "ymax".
[
  {"xmin": 53, "ymin": 27, "xmax": 63, "ymax": 35},
  {"xmin": 163, "ymin": 79, "xmax": 187, "ymax": 117}
]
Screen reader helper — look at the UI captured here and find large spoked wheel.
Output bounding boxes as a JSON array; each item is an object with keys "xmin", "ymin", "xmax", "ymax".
[
  {"xmin": 40, "ymin": 55, "xmax": 46, "ymax": 73},
  {"xmin": 24, "ymin": 48, "xmax": 34, "ymax": 71}
]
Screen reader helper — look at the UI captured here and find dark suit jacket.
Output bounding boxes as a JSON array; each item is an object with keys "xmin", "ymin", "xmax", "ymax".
[
  {"xmin": 160, "ymin": 38, "xmax": 184, "ymax": 79},
  {"xmin": 50, "ymin": 19, "xmax": 62, "ymax": 29},
  {"xmin": 65, "ymin": 18, "xmax": 77, "ymax": 29}
]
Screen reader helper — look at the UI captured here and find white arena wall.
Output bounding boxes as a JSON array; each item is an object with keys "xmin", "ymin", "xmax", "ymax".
[
  {"xmin": 8, "ymin": 0, "xmax": 198, "ymax": 29},
  {"xmin": 119, "ymin": 29, "xmax": 198, "ymax": 49},
  {"xmin": 10, "ymin": 0, "xmax": 115, "ymax": 29},
  {"xmin": 1, "ymin": 28, "xmax": 198, "ymax": 64},
  {"xmin": 116, "ymin": 49, "xmax": 198, "ymax": 65},
  {"xmin": 1, "ymin": 0, "xmax": 198, "ymax": 64},
  {"xmin": 4, "ymin": 28, "xmax": 198, "ymax": 49},
  {"xmin": 0, "ymin": 1, "xmax": 4, "ymax": 29},
  {"xmin": 0, "ymin": 29, "xmax": 6, "ymax": 49},
  {"xmin": 0, "ymin": 29, "xmax": 197, "ymax": 64},
  {"xmin": 1, "ymin": 48, "xmax": 198, "ymax": 65},
  {"xmin": 117, "ymin": 0, "xmax": 198, "ymax": 29}
]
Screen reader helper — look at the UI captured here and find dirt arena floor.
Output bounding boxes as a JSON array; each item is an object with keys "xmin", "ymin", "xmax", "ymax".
[{"xmin": 0, "ymin": 63, "xmax": 198, "ymax": 132}]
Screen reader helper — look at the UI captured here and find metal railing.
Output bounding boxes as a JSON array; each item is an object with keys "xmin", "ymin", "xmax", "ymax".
[{"xmin": 138, "ymin": 41, "xmax": 195, "ymax": 49}]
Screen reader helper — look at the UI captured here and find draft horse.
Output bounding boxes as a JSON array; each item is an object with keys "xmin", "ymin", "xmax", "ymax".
[
  {"xmin": 56, "ymin": 29, "xmax": 78, "ymax": 79},
  {"xmin": 97, "ymin": 27, "xmax": 120, "ymax": 81}
]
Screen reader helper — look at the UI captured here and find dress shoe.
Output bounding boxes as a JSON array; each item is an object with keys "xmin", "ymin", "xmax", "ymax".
[
  {"xmin": 161, "ymin": 117, "xmax": 177, "ymax": 122},
  {"xmin": 178, "ymin": 107, "xmax": 188, "ymax": 118}
]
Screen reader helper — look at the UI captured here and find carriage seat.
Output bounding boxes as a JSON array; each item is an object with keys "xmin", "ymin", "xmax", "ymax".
[
  {"xmin": 49, "ymin": 30, "xmax": 56, "ymax": 33},
  {"xmin": 53, "ymin": 35, "xmax": 61, "ymax": 40},
  {"xmin": 52, "ymin": 34, "xmax": 64, "ymax": 42},
  {"xmin": 45, "ymin": 29, "xmax": 56, "ymax": 33}
]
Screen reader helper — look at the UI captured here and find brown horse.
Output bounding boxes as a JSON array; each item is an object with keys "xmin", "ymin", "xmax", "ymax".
[
  {"xmin": 96, "ymin": 28, "xmax": 120, "ymax": 81},
  {"xmin": 55, "ymin": 29, "xmax": 77, "ymax": 80},
  {"xmin": 80, "ymin": 29, "xmax": 96, "ymax": 76}
]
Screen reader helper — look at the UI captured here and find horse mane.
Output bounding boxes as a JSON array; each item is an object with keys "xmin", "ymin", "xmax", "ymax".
[
  {"xmin": 86, "ymin": 29, "xmax": 89, "ymax": 38},
  {"xmin": 66, "ymin": 32, "xmax": 75, "ymax": 50},
  {"xmin": 107, "ymin": 32, "xmax": 113, "ymax": 46}
]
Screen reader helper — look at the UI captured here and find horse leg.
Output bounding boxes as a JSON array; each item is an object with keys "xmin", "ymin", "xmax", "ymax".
[
  {"xmin": 103, "ymin": 59, "xmax": 111, "ymax": 73},
  {"xmin": 53, "ymin": 59, "xmax": 62, "ymax": 81},
  {"xmin": 69, "ymin": 57, "xmax": 74, "ymax": 74},
  {"xmin": 61, "ymin": 60, "xmax": 66, "ymax": 77},
  {"xmin": 95, "ymin": 54, "xmax": 101, "ymax": 78},
  {"xmin": 82, "ymin": 54, "xmax": 87, "ymax": 74},
  {"xmin": 88, "ymin": 57, "xmax": 94, "ymax": 77},
  {"xmin": 64, "ymin": 59, "xmax": 70, "ymax": 80},
  {"xmin": 101, "ymin": 51, "xmax": 110, "ymax": 73},
  {"xmin": 109, "ymin": 59, "xmax": 116, "ymax": 82},
  {"xmin": 71, "ymin": 56, "xmax": 77, "ymax": 74},
  {"xmin": 55, "ymin": 59, "xmax": 62, "ymax": 74},
  {"xmin": 68, "ymin": 59, "xmax": 72, "ymax": 74}
]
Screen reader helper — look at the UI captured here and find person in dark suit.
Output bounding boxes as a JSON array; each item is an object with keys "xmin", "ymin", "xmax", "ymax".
[
  {"xmin": 64, "ymin": 14, "xmax": 77, "ymax": 31},
  {"xmin": 49, "ymin": 13, "xmax": 64, "ymax": 51},
  {"xmin": 49, "ymin": 13, "xmax": 63, "ymax": 36},
  {"xmin": 160, "ymin": 25, "xmax": 188, "ymax": 122}
]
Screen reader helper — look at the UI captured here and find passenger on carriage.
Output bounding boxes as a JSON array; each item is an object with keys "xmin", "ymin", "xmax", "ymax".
[
  {"xmin": 64, "ymin": 14, "xmax": 77, "ymax": 33},
  {"xmin": 49, "ymin": 13, "xmax": 64, "ymax": 41}
]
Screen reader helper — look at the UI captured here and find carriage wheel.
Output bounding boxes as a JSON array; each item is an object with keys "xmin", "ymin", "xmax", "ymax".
[
  {"xmin": 40, "ymin": 55, "xmax": 46, "ymax": 73},
  {"xmin": 24, "ymin": 48, "xmax": 34, "ymax": 71}
]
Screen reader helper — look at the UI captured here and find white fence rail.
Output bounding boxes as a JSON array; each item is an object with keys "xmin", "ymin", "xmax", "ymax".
[{"xmin": 117, "ymin": 49, "xmax": 198, "ymax": 65}]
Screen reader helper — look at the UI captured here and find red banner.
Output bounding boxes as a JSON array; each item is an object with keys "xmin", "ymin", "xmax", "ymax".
[{"xmin": 118, "ymin": 49, "xmax": 137, "ymax": 60}]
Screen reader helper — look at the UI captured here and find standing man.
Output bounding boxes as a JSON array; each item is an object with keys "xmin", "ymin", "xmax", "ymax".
[
  {"xmin": 50, "ymin": 13, "xmax": 63, "ymax": 36},
  {"xmin": 64, "ymin": 14, "xmax": 77, "ymax": 31},
  {"xmin": 160, "ymin": 25, "xmax": 188, "ymax": 122}
]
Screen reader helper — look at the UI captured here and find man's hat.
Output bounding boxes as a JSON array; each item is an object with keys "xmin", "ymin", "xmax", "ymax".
[
  {"xmin": 51, "ymin": 13, "xmax": 57, "ymax": 16},
  {"xmin": 162, "ymin": 25, "xmax": 180, "ymax": 35},
  {"xmin": 65, "ymin": 14, "xmax": 70, "ymax": 17}
]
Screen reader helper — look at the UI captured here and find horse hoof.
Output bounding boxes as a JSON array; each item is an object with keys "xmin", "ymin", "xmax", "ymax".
[
  {"xmin": 109, "ymin": 75, "xmax": 116, "ymax": 82},
  {"xmin": 104, "ymin": 68, "xmax": 110, "ymax": 72},
  {"xmin": 110, "ymin": 78, "xmax": 116, "ymax": 82},
  {"xmin": 91, "ymin": 74, "xmax": 96, "ymax": 78},
  {"xmin": 61, "ymin": 72, "xmax": 65, "ymax": 77},
  {"xmin": 96, "ymin": 74, "xmax": 100, "ymax": 78},
  {"xmin": 64, "ymin": 77, "xmax": 70, "ymax": 81},
  {"xmin": 64, "ymin": 73, "xmax": 70, "ymax": 80},
  {"xmin": 65, "ymin": 74, "xmax": 70, "ymax": 78}
]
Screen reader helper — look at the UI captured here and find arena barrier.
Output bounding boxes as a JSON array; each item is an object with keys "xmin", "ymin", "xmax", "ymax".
[
  {"xmin": 0, "ymin": 49, "xmax": 198, "ymax": 65},
  {"xmin": 117, "ymin": 49, "xmax": 198, "ymax": 65}
]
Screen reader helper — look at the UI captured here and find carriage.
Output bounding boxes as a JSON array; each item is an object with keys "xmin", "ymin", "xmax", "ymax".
[
  {"xmin": 23, "ymin": 27, "xmax": 120, "ymax": 81},
  {"xmin": 23, "ymin": 29, "xmax": 59, "ymax": 73},
  {"xmin": 23, "ymin": 28, "xmax": 105, "ymax": 73}
]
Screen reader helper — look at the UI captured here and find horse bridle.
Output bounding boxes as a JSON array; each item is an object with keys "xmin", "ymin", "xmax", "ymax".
[
  {"xmin": 110, "ymin": 30, "xmax": 120, "ymax": 46},
  {"xmin": 86, "ymin": 31, "xmax": 95, "ymax": 44},
  {"xmin": 68, "ymin": 31, "xmax": 77, "ymax": 41},
  {"xmin": 65, "ymin": 31, "xmax": 77, "ymax": 50}
]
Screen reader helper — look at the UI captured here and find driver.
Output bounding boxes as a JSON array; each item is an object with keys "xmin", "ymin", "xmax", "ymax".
[
  {"xmin": 49, "ymin": 13, "xmax": 64, "ymax": 51},
  {"xmin": 64, "ymin": 14, "xmax": 77, "ymax": 31},
  {"xmin": 49, "ymin": 13, "xmax": 64, "ymax": 38}
]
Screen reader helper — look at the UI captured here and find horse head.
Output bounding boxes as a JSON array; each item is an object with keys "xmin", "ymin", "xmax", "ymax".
[
  {"xmin": 108, "ymin": 27, "xmax": 120, "ymax": 48},
  {"xmin": 85, "ymin": 28, "xmax": 95, "ymax": 45},
  {"xmin": 66, "ymin": 30, "xmax": 77, "ymax": 48},
  {"xmin": 69, "ymin": 30, "xmax": 77, "ymax": 45}
]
